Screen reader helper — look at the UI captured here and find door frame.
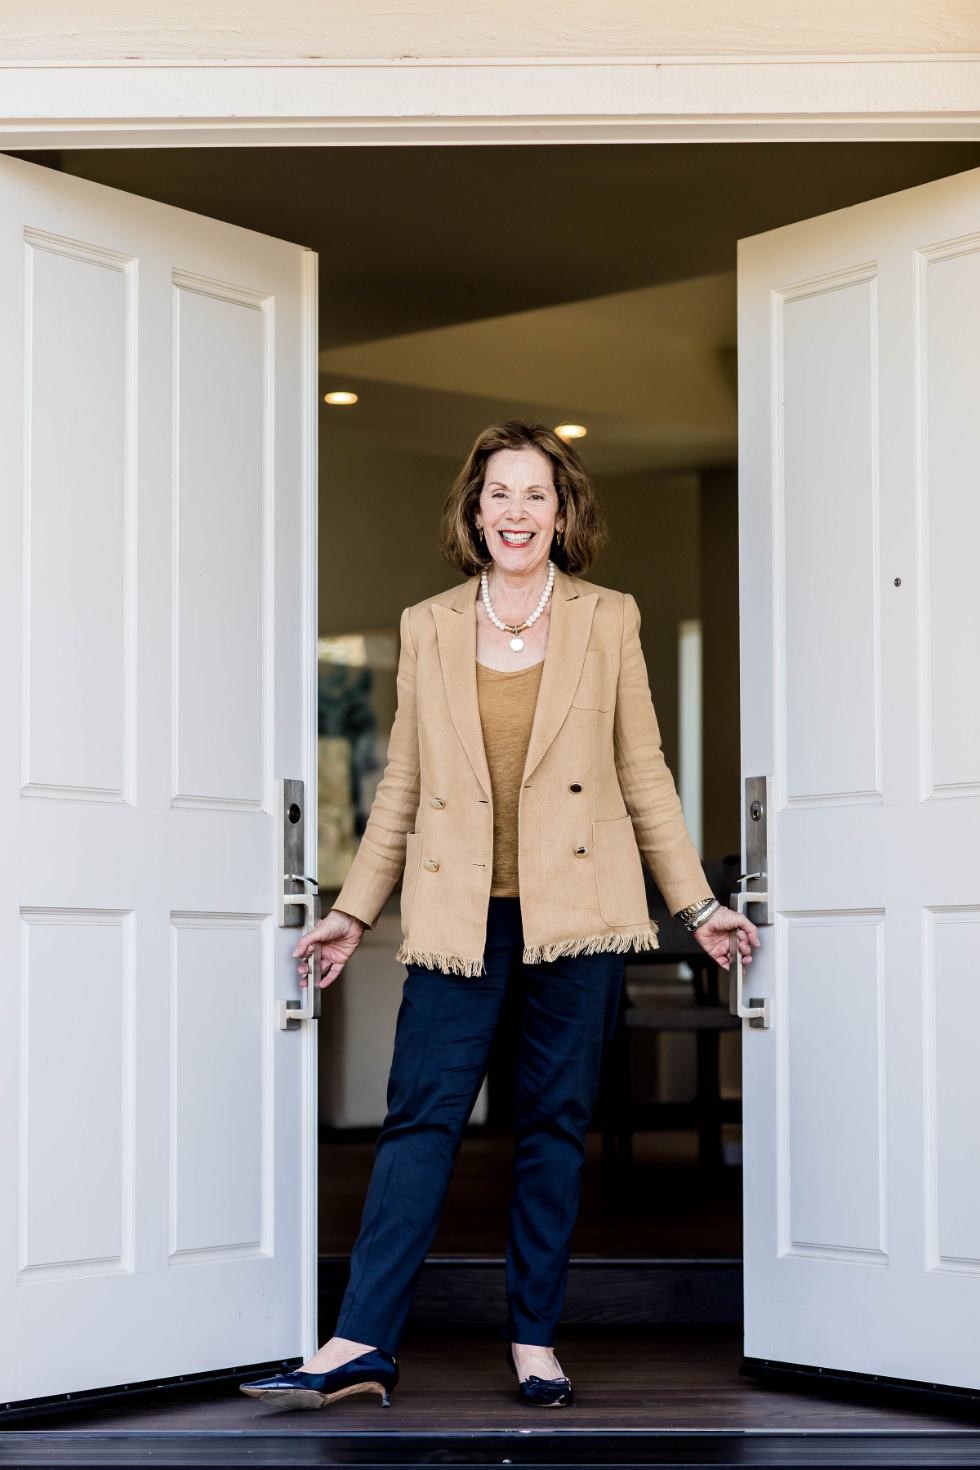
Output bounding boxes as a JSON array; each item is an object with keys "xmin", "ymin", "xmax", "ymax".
[
  {"xmin": 0, "ymin": 55, "xmax": 979, "ymax": 151},
  {"xmin": 2, "ymin": 55, "xmax": 973, "ymax": 1373}
]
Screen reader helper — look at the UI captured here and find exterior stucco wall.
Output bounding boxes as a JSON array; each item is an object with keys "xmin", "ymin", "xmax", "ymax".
[{"xmin": 1, "ymin": 0, "xmax": 977, "ymax": 62}]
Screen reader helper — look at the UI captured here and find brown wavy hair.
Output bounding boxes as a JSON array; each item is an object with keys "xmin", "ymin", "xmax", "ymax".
[{"xmin": 440, "ymin": 421, "xmax": 607, "ymax": 577}]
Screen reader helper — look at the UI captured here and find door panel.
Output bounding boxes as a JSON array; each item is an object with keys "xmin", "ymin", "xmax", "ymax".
[
  {"xmin": 928, "ymin": 907, "xmax": 980, "ymax": 1272},
  {"xmin": 21, "ymin": 908, "xmax": 132, "ymax": 1280},
  {"xmin": 23, "ymin": 235, "xmax": 133, "ymax": 802},
  {"xmin": 170, "ymin": 914, "xmax": 267, "ymax": 1263},
  {"xmin": 921, "ymin": 244, "xmax": 980, "ymax": 798},
  {"xmin": 783, "ymin": 911, "xmax": 885, "ymax": 1261},
  {"xmin": 0, "ymin": 154, "xmax": 318, "ymax": 1402},
  {"xmin": 739, "ymin": 165, "xmax": 980, "ymax": 1389},
  {"xmin": 173, "ymin": 277, "xmax": 268, "ymax": 810},
  {"xmin": 780, "ymin": 275, "xmax": 880, "ymax": 806}
]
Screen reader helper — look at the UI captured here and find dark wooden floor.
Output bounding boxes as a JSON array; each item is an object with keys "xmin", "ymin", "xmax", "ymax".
[
  {"xmin": 18, "ymin": 1337, "xmax": 970, "ymax": 1435},
  {"xmin": 320, "ymin": 1131, "xmax": 743, "ymax": 1257},
  {"xmin": 17, "ymin": 1140, "xmax": 971, "ymax": 1451}
]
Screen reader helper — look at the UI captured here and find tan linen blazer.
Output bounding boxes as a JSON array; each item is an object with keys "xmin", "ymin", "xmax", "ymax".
[{"xmin": 335, "ymin": 570, "xmax": 712, "ymax": 975}]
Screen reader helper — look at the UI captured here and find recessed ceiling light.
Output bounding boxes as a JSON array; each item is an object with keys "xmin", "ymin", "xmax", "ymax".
[
  {"xmin": 324, "ymin": 391, "xmax": 358, "ymax": 405},
  {"xmin": 555, "ymin": 423, "xmax": 586, "ymax": 439}
]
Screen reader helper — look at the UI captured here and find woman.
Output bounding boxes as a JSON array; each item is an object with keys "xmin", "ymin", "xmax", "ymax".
[{"xmin": 243, "ymin": 422, "xmax": 758, "ymax": 1412}]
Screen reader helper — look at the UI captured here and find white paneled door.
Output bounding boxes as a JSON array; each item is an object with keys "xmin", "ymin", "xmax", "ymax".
[
  {"xmin": 0, "ymin": 155, "xmax": 319, "ymax": 1402},
  {"xmin": 739, "ymin": 166, "xmax": 980, "ymax": 1389}
]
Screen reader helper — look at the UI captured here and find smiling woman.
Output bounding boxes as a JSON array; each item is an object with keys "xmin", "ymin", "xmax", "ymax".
[
  {"xmin": 242, "ymin": 419, "xmax": 758, "ymax": 1414},
  {"xmin": 440, "ymin": 421, "xmax": 606, "ymax": 586}
]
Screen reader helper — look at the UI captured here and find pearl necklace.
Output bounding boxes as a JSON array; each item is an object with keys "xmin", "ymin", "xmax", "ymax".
[{"xmin": 481, "ymin": 560, "xmax": 556, "ymax": 652}]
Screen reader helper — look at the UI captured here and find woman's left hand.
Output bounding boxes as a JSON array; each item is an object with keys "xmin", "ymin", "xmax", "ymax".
[{"xmin": 692, "ymin": 906, "xmax": 760, "ymax": 969}]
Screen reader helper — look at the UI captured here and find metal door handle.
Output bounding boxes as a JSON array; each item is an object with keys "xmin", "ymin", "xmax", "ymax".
[
  {"xmin": 276, "ymin": 777, "xmax": 321, "ymax": 1030},
  {"xmin": 280, "ymin": 940, "xmax": 322, "ymax": 1029},
  {"xmin": 280, "ymin": 887, "xmax": 322, "ymax": 1030},
  {"xmin": 728, "ymin": 890, "xmax": 771, "ymax": 1028}
]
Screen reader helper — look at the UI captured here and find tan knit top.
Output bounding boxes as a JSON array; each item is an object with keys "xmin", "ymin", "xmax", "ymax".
[{"xmin": 476, "ymin": 660, "xmax": 544, "ymax": 897}]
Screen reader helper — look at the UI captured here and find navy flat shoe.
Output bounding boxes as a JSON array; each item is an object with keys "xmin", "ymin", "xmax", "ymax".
[
  {"xmin": 506, "ymin": 1345, "xmax": 573, "ymax": 1407},
  {"xmin": 240, "ymin": 1349, "xmax": 398, "ymax": 1409}
]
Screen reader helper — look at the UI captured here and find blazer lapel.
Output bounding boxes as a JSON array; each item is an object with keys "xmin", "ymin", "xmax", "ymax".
[
  {"xmin": 432, "ymin": 578, "xmax": 492, "ymax": 799},
  {"xmin": 523, "ymin": 572, "xmax": 598, "ymax": 783}
]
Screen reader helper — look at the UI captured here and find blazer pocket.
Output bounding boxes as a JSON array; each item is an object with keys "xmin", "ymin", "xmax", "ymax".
[
  {"xmin": 400, "ymin": 832, "xmax": 423, "ymax": 931},
  {"xmin": 593, "ymin": 815, "xmax": 647, "ymax": 928},
  {"xmin": 572, "ymin": 650, "xmax": 615, "ymax": 712}
]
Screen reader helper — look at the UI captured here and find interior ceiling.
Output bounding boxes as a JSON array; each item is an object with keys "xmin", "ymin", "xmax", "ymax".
[
  {"xmin": 25, "ymin": 141, "xmax": 980, "ymax": 473},
  {"xmin": 49, "ymin": 143, "xmax": 980, "ymax": 346},
  {"xmin": 319, "ymin": 273, "xmax": 737, "ymax": 474}
]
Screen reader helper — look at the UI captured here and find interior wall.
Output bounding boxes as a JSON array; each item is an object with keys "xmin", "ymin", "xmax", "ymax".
[
  {"xmin": 4, "ymin": 0, "xmax": 976, "ymax": 60},
  {"xmin": 319, "ymin": 436, "xmax": 460, "ymax": 635},
  {"xmin": 699, "ymin": 466, "xmax": 740, "ymax": 863},
  {"xmin": 575, "ymin": 470, "xmax": 700, "ymax": 782}
]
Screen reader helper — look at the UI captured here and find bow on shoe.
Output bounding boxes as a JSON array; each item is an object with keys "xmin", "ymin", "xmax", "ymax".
[
  {"xmin": 517, "ymin": 1373, "xmax": 574, "ymax": 1407},
  {"xmin": 505, "ymin": 1345, "xmax": 574, "ymax": 1407}
]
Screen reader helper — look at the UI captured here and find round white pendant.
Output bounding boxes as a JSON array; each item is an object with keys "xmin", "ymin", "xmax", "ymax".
[{"xmin": 509, "ymin": 637, "xmax": 525, "ymax": 652}]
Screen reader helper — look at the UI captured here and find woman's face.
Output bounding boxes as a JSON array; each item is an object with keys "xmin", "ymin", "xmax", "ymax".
[{"xmin": 476, "ymin": 447, "xmax": 564, "ymax": 578}]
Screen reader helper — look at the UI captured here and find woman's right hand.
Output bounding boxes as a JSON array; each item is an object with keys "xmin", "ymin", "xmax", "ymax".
[{"xmin": 293, "ymin": 909, "xmax": 366, "ymax": 989}]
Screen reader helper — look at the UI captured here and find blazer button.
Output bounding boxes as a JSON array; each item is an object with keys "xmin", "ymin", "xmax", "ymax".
[
  {"xmin": 431, "ymin": 797, "xmax": 445, "ymax": 809},
  {"xmin": 424, "ymin": 859, "xmax": 439, "ymax": 872},
  {"xmin": 574, "ymin": 845, "xmax": 589, "ymax": 858},
  {"xmin": 569, "ymin": 783, "xmax": 582, "ymax": 793}
]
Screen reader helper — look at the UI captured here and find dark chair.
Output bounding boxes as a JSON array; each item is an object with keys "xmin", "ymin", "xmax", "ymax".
[{"xmin": 597, "ymin": 858, "xmax": 742, "ymax": 1171}]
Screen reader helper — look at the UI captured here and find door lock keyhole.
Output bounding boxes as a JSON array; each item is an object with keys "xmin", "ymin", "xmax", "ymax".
[
  {"xmin": 750, "ymin": 800, "xmax": 764, "ymax": 821},
  {"xmin": 287, "ymin": 803, "xmax": 301, "ymax": 824}
]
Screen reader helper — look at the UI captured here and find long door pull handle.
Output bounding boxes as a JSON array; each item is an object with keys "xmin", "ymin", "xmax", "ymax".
[
  {"xmin": 280, "ymin": 880, "xmax": 322, "ymax": 1031},
  {"xmin": 728, "ymin": 890, "xmax": 771, "ymax": 1029}
]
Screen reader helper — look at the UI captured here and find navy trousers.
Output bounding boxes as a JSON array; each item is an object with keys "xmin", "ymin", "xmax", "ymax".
[{"xmin": 334, "ymin": 898, "xmax": 624, "ymax": 1355}]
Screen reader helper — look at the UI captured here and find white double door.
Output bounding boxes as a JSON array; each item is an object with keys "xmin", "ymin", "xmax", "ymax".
[
  {"xmin": 0, "ymin": 155, "xmax": 319, "ymax": 1402},
  {"xmin": 740, "ymin": 164, "xmax": 980, "ymax": 1390},
  {"xmin": 4, "ymin": 139, "xmax": 979, "ymax": 1408}
]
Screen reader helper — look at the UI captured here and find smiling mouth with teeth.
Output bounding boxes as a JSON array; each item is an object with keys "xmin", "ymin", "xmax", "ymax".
[{"xmin": 499, "ymin": 531, "xmax": 534, "ymax": 545}]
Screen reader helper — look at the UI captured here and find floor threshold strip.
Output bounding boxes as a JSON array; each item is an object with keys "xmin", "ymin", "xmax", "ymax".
[
  {"xmin": 5, "ymin": 1430, "xmax": 980, "ymax": 1467},
  {"xmin": 5, "ymin": 1427, "xmax": 980, "ymax": 1437}
]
